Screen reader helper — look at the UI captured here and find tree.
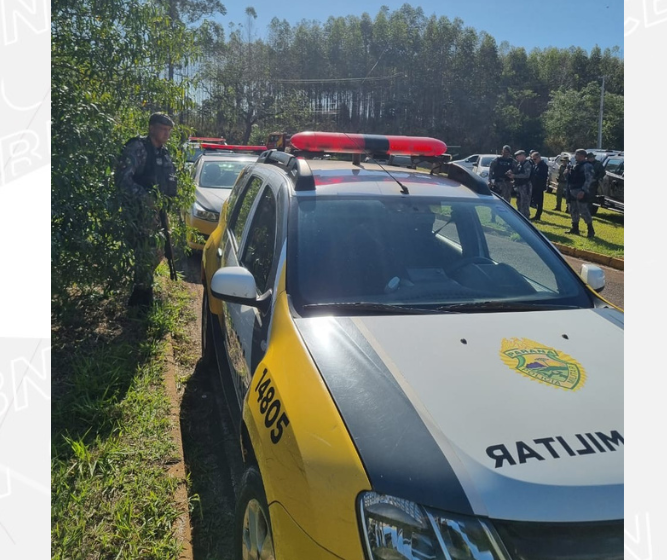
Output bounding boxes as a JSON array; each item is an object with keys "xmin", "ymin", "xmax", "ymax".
[
  {"xmin": 542, "ymin": 82, "xmax": 624, "ymax": 152},
  {"xmin": 52, "ymin": 0, "xmax": 198, "ymax": 301}
]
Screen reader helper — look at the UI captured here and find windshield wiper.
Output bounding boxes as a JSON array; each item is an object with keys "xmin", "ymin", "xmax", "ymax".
[
  {"xmin": 435, "ymin": 301, "xmax": 579, "ymax": 313},
  {"xmin": 302, "ymin": 302, "xmax": 440, "ymax": 315}
]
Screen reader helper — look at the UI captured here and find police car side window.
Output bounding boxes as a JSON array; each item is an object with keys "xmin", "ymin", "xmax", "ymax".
[
  {"xmin": 605, "ymin": 158, "xmax": 623, "ymax": 174},
  {"xmin": 228, "ymin": 175, "xmax": 264, "ymax": 246},
  {"xmin": 240, "ymin": 187, "xmax": 277, "ymax": 294}
]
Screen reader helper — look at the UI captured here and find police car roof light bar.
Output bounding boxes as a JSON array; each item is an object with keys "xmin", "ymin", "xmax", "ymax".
[
  {"xmin": 290, "ymin": 131, "xmax": 447, "ymax": 157},
  {"xmin": 201, "ymin": 143, "xmax": 266, "ymax": 153},
  {"xmin": 257, "ymin": 149, "xmax": 315, "ymax": 191}
]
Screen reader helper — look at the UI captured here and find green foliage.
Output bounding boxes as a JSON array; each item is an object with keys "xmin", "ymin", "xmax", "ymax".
[
  {"xmin": 185, "ymin": 5, "xmax": 623, "ymax": 156},
  {"xmin": 52, "ymin": 0, "xmax": 200, "ymax": 305},
  {"xmin": 543, "ymin": 82, "xmax": 624, "ymax": 152}
]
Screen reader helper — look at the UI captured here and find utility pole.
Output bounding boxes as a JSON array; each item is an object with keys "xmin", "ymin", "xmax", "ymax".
[{"xmin": 597, "ymin": 76, "xmax": 606, "ymax": 149}]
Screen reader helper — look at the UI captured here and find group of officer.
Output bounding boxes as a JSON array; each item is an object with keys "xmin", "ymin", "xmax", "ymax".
[{"xmin": 488, "ymin": 146, "xmax": 604, "ymax": 239}]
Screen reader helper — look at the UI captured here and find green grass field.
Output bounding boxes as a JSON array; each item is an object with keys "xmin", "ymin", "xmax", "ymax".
[
  {"xmin": 516, "ymin": 190, "xmax": 624, "ymax": 258},
  {"xmin": 52, "ymin": 266, "xmax": 194, "ymax": 560}
]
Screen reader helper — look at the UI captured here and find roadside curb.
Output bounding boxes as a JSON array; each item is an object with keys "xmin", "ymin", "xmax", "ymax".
[
  {"xmin": 552, "ymin": 242, "xmax": 624, "ymax": 271},
  {"xmin": 163, "ymin": 334, "xmax": 194, "ymax": 560}
]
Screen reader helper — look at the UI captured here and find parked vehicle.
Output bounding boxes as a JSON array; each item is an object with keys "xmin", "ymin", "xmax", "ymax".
[
  {"xmin": 597, "ymin": 154, "xmax": 624, "ymax": 213},
  {"xmin": 451, "ymin": 154, "xmax": 480, "ymax": 170},
  {"xmin": 200, "ymin": 131, "xmax": 622, "ymax": 559},
  {"xmin": 471, "ymin": 154, "xmax": 497, "ymax": 179}
]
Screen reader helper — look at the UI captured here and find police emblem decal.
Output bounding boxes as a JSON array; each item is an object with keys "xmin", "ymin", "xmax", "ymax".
[{"xmin": 500, "ymin": 338, "xmax": 586, "ymax": 391}]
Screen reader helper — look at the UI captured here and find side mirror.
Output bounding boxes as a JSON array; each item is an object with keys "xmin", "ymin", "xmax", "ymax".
[
  {"xmin": 580, "ymin": 263, "xmax": 605, "ymax": 292},
  {"xmin": 210, "ymin": 266, "xmax": 272, "ymax": 313}
]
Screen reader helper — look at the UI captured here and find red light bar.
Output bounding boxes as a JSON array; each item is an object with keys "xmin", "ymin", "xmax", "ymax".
[
  {"xmin": 189, "ymin": 137, "xmax": 226, "ymax": 143},
  {"xmin": 201, "ymin": 143, "xmax": 267, "ymax": 152},
  {"xmin": 290, "ymin": 132, "xmax": 447, "ymax": 157}
]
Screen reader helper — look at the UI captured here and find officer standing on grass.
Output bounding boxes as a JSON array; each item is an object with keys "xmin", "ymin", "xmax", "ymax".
[
  {"xmin": 566, "ymin": 148, "xmax": 596, "ymax": 238},
  {"xmin": 529, "ymin": 152, "xmax": 549, "ymax": 221},
  {"xmin": 510, "ymin": 150, "xmax": 533, "ymax": 219},
  {"xmin": 115, "ymin": 112, "xmax": 178, "ymax": 307},
  {"xmin": 488, "ymin": 145, "xmax": 515, "ymax": 202},
  {"xmin": 554, "ymin": 155, "xmax": 570, "ymax": 212}
]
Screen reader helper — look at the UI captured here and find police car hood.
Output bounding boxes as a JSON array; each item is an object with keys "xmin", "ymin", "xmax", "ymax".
[
  {"xmin": 295, "ymin": 308, "xmax": 624, "ymax": 522},
  {"xmin": 196, "ymin": 187, "xmax": 232, "ymax": 212}
]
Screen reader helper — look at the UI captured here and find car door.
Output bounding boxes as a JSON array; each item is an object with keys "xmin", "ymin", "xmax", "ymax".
[{"xmin": 220, "ymin": 176, "xmax": 282, "ymax": 410}]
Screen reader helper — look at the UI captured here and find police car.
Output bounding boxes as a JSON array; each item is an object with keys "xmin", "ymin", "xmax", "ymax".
[
  {"xmin": 200, "ymin": 132, "xmax": 623, "ymax": 559},
  {"xmin": 186, "ymin": 144, "xmax": 266, "ymax": 250}
]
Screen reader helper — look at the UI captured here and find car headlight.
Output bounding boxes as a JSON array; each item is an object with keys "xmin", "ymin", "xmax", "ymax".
[
  {"xmin": 359, "ymin": 492, "xmax": 509, "ymax": 560},
  {"xmin": 192, "ymin": 201, "xmax": 219, "ymax": 222},
  {"xmin": 480, "ymin": 171, "xmax": 489, "ymax": 178}
]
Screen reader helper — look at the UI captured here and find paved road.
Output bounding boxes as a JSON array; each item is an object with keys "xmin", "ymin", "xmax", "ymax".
[{"xmin": 564, "ymin": 255, "xmax": 624, "ymax": 309}]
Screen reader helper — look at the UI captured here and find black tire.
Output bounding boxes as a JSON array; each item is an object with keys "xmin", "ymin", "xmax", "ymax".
[
  {"xmin": 235, "ymin": 466, "xmax": 275, "ymax": 560},
  {"xmin": 201, "ymin": 289, "xmax": 215, "ymax": 367},
  {"xmin": 589, "ymin": 203, "xmax": 599, "ymax": 216}
]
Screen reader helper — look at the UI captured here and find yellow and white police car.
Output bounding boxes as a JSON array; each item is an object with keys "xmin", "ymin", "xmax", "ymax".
[
  {"xmin": 186, "ymin": 144, "xmax": 265, "ymax": 250},
  {"xmin": 201, "ymin": 132, "xmax": 623, "ymax": 559}
]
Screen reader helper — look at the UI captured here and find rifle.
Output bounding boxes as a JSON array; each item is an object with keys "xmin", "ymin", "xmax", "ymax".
[{"xmin": 159, "ymin": 208, "xmax": 178, "ymax": 281}]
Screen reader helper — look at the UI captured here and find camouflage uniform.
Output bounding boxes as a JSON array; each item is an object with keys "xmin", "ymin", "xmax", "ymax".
[
  {"xmin": 555, "ymin": 162, "xmax": 569, "ymax": 211},
  {"xmin": 488, "ymin": 155, "xmax": 515, "ymax": 202},
  {"xmin": 512, "ymin": 156, "xmax": 533, "ymax": 219},
  {"xmin": 567, "ymin": 159, "xmax": 595, "ymax": 236},
  {"xmin": 115, "ymin": 136, "xmax": 177, "ymax": 292}
]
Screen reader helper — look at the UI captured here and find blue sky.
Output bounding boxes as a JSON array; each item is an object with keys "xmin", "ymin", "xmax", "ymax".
[{"xmin": 217, "ymin": 0, "xmax": 623, "ymax": 55}]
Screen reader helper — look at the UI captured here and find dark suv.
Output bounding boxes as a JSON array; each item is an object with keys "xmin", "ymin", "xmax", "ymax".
[{"xmin": 597, "ymin": 154, "xmax": 624, "ymax": 213}]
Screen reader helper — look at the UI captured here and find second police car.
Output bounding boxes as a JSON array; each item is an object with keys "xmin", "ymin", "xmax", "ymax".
[
  {"xmin": 186, "ymin": 143, "xmax": 266, "ymax": 250},
  {"xmin": 200, "ymin": 132, "xmax": 623, "ymax": 559}
]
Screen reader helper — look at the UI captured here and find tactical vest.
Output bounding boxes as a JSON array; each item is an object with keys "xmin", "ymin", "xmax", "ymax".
[
  {"xmin": 492, "ymin": 157, "xmax": 513, "ymax": 180},
  {"xmin": 568, "ymin": 161, "xmax": 587, "ymax": 190},
  {"xmin": 514, "ymin": 160, "xmax": 530, "ymax": 186},
  {"xmin": 124, "ymin": 136, "xmax": 173, "ymax": 194}
]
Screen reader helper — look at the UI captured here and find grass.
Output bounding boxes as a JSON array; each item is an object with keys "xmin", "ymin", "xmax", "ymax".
[
  {"xmin": 51, "ymin": 264, "xmax": 196, "ymax": 560},
  {"xmin": 515, "ymin": 190, "xmax": 624, "ymax": 258}
]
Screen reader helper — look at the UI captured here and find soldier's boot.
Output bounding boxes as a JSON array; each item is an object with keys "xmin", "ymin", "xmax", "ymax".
[
  {"xmin": 566, "ymin": 223, "xmax": 580, "ymax": 235},
  {"xmin": 586, "ymin": 223, "xmax": 596, "ymax": 238}
]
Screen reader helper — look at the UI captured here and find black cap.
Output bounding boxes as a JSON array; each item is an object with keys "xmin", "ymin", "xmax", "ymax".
[
  {"xmin": 586, "ymin": 151, "xmax": 596, "ymax": 158},
  {"xmin": 149, "ymin": 112, "xmax": 174, "ymax": 127}
]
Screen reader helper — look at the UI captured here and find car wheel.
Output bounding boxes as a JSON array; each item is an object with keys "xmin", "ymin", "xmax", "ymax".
[
  {"xmin": 235, "ymin": 466, "xmax": 275, "ymax": 560},
  {"xmin": 201, "ymin": 289, "xmax": 215, "ymax": 367},
  {"xmin": 589, "ymin": 204, "xmax": 599, "ymax": 216}
]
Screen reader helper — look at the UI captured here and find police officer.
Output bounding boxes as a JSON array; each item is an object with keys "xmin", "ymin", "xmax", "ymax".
[
  {"xmin": 511, "ymin": 150, "xmax": 533, "ymax": 219},
  {"xmin": 554, "ymin": 155, "xmax": 569, "ymax": 212},
  {"xmin": 529, "ymin": 152, "xmax": 549, "ymax": 221},
  {"xmin": 587, "ymin": 151, "xmax": 606, "ymax": 207},
  {"xmin": 566, "ymin": 148, "xmax": 595, "ymax": 237},
  {"xmin": 115, "ymin": 112, "xmax": 178, "ymax": 307},
  {"xmin": 488, "ymin": 145, "xmax": 515, "ymax": 202}
]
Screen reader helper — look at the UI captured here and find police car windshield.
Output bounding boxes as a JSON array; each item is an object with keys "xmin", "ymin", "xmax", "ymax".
[
  {"xmin": 198, "ymin": 161, "xmax": 248, "ymax": 189},
  {"xmin": 289, "ymin": 196, "xmax": 593, "ymax": 314}
]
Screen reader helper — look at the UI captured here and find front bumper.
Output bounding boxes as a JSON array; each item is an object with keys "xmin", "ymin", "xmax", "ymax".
[{"xmin": 185, "ymin": 213, "xmax": 217, "ymax": 250}]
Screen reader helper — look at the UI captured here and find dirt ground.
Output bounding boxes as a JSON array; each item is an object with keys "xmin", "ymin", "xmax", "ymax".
[{"xmin": 171, "ymin": 254, "xmax": 243, "ymax": 560}]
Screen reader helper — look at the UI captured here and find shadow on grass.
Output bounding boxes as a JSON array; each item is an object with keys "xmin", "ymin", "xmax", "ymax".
[
  {"xmin": 180, "ymin": 358, "xmax": 243, "ymax": 559},
  {"xmin": 51, "ymin": 291, "xmax": 167, "ymax": 461}
]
